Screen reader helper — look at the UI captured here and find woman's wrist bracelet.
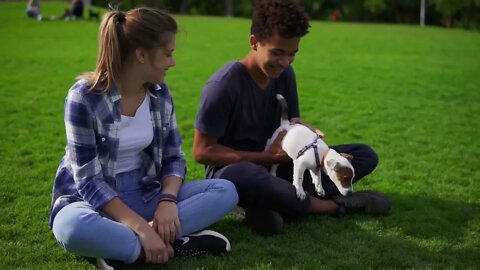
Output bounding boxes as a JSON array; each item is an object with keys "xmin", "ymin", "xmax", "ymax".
[{"xmin": 158, "ymin": 193, "xmax": 178, "ymax": 204}]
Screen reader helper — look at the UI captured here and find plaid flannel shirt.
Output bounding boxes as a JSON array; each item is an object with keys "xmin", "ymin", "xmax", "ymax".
[{"xmin": 49, "ymin": 79, "xmax": 186, "ymax": 228}]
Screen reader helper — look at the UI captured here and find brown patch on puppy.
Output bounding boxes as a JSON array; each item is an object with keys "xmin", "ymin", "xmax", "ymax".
[{"xmin": 335, "ymin": 166, "xmax": 354, "ymax": 188}]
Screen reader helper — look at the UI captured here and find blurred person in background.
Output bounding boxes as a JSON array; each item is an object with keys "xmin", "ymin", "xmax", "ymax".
[{"xmin": 26, "ymin": 0, "xmax": 42, "ymax": 21}]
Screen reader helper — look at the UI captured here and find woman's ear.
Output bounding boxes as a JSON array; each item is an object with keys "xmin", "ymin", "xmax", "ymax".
[{"xmin": 135, "ymin": 48, "xmax": 146, "ymax": 64}]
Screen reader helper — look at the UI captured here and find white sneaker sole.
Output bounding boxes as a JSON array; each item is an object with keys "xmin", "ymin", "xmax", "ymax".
[
  {"xmin": 189, "ymin": 230, "xmax": 231, "ymax": 252},
  {"xmin": 96, "ymin": 258, "xmax": 114, "ymax": 270}
]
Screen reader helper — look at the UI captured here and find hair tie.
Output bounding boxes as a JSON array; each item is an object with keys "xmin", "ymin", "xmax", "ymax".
[{"xmin": 116, "ymin": 12, "xmax": 126, "ymax": 24}]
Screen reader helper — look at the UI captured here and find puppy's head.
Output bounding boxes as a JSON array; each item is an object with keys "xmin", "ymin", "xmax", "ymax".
[{"xmin": 324, "ymin": 150, "xmax": 355, "ymax": 196}]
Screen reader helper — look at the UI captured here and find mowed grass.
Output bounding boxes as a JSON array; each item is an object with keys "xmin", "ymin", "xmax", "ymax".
[{"xmin": 1, "ymin": 2, "xmax": 479, "ymax": 269}]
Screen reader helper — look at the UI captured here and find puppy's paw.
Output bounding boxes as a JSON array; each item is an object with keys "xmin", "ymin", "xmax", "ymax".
[
  {"xmin": 296, "ymin": 189, "xmax": 306, "ymax": 200},
  {"xmin": 315, "ymin": 186, "xmax": 326, "ymax": 197}
]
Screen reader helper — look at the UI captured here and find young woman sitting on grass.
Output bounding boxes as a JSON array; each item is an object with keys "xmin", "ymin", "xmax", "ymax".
[{"xmin": 49, "ymin": 7, "xmax": 238, "ymax": 266}]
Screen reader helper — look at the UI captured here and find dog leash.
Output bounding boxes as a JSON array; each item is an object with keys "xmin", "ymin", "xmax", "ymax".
[{"xmin": 296, "ymin": 135, "xmax": 329, "ymax": 169}]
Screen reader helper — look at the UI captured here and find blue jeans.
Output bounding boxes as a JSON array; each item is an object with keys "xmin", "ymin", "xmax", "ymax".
[{"xmin": 52, "ymin": 169, "xmax": 238, "ymax": 263}]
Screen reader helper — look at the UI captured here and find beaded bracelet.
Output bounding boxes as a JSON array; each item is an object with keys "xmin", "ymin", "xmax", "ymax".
[{"xmin": 158, "ymin": 193, "xmax": 178, "ymax": 204}]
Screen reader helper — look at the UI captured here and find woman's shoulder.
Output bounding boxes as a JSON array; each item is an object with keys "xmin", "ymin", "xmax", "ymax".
[
  {"xmin": 66, "ymin": 79, "xmax": 108, "ymax": 105},
  {"xmin": 70, "ymin": 78, "xmax": 91, "ymax": 91},
  {"xmin": 67, "ymin": 79, "xmax": 90, "ymax": 97}
]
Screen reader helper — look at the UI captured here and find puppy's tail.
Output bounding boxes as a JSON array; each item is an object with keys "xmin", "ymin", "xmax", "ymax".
[{"xmin": 276, "ymin": 94, "xmax": 289, "ymax": 122}]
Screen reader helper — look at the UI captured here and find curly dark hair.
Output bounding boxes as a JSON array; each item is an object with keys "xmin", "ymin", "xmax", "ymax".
[{"xmin": 251, "ymin": 0, "xmax": 310, "ymax": 42}]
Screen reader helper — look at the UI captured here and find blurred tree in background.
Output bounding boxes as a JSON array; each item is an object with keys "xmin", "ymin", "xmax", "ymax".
[{"xmin": 91, "ymin": 0, "xmax": 480, "ymax": 29}]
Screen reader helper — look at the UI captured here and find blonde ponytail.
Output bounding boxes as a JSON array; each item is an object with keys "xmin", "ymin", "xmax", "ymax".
[{"xmin": 77, "ymin": 8, "xmax": 177, "ymax": 92}]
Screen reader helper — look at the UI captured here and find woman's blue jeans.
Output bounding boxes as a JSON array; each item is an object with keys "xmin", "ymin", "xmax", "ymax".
[{"xmin": 52, "ymin": 168, "xmax": 238, "ymax": 263}]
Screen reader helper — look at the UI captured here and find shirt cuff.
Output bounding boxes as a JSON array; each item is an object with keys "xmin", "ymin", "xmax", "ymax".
[
  {"xmin": 159, "ymin": 161, "xmax": 186, "ymax": 181},
  {"xmin": 77, "ymin": 174, "xmax": 118, "ymax": 211}
]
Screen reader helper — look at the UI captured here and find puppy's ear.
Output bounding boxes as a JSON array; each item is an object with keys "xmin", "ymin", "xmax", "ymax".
[
  {"xmin": 340, "ymin": 153, "xmax": 354, "ymax": 162},
  {"xmin": 326, "ymin": 159, "xmax": 339, "ymax": 170}
]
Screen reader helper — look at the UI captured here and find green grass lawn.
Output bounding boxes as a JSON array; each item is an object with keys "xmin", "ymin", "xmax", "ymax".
[{"xmin": 1, "ymin": 2, "xmax": 479, "ymax": 269}]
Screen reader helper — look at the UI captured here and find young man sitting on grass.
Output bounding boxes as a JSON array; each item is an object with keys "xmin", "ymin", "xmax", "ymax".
[{"xmin": 193, "ymin": 0, "xmax": 391, "ymax": 236}]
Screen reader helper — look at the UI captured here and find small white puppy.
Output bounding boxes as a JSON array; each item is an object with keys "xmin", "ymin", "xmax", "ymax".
[{"xmin": 266, "ymin": 94, "xmax": 355, "ymax": 200}]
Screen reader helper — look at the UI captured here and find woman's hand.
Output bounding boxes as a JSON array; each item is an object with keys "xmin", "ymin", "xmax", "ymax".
[
  {"xmin": 101, "ymin": 197, "xmax": 173, "ymax": 264},
  {"xmin": 137, "ymin": 225, "xmax": 173, "ymax": 264},
  {"xmin": 151, "ymin": 201, "xmax": 182, "ymax": 244}
]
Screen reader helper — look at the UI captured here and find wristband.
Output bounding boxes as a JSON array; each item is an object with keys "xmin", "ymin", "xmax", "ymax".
[{"xmin": 158, "ymin": 193, "xmax": 178, "ymax": 204}]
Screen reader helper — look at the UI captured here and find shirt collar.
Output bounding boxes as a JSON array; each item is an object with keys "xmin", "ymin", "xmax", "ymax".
[
  {"xmin": 107, "ymin": 83, "xmax": 121, "ymax": 102},
  {"xmin": 147, "ymin": 83, "xmax": 162, "ymax": 99},
  {"xmin": 106, "ymin": 82, "xmax": 162, "ymax": 102}
]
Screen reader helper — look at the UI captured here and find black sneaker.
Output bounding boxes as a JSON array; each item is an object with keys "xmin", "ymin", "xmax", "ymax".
[
  {"xmin": 333, "ymin": 190, "xmax": 391, "ymax": 216},
  {"xmin": 244, "ymin": 208, "xmax": 284, "ymax": 236},
  {"xmin": 172, "ymin": 230, "xmax": 231, "ymax": 257}
]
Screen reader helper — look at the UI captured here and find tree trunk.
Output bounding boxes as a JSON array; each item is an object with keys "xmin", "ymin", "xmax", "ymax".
[
  {"xmin": 180, "ymin": 0, "xmax": 193, "ymax": 14},
  {"xmin": 145, "ymin": 0, "xmax": 155, "ymax": 7},
  {"xmin": 225, "ymin": 0, "xmax": 234, "ymax": 17}
]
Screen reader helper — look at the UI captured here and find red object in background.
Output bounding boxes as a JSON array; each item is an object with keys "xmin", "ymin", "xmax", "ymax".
[{"xmin": 331, "ymin": 10, "xmax": 339, "ymax": 21}]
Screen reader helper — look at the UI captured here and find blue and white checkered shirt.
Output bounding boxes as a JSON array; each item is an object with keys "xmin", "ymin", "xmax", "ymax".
[{"xmin": 49, "ymin": 79, "xmax": 186, "ymax": 228}]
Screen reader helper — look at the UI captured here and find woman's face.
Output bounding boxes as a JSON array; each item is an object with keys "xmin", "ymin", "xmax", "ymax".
[{"xmin": 144, "ymin": 34, "xmax": 176, "ymax": 84}]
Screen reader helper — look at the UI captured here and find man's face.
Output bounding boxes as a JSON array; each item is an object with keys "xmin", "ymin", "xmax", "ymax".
[{"xmin": 253, "ymin": 33, "xmax": 300, "ymax": 78}]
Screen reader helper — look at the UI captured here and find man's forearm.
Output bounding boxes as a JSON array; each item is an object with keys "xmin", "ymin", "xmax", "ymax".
[{"xmin": 198, "ymin": 144, "xmax": 286, "ymax": 167}]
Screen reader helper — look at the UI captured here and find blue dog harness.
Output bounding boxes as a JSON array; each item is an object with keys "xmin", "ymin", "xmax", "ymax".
[{"xmin": 296, "ymin": 135, "xmax": 329, "ymax": 169}]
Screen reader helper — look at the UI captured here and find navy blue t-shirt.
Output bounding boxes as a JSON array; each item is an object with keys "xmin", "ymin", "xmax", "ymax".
[{"xmin": 195, "ymin": 61, "xmax": 300, "ymax": 155}]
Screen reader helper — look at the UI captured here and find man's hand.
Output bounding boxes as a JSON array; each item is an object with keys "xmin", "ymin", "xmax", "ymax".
[
  {"xmin": 314, "ymin": 128, "xmax": 325, "ymax": 138},
  {"xmin": 290, "ymin": 118, "xmax": 325, "ymax": 138},
  {"xmin": 266, "ymin": 130, "xmax": 291, "ymax": 163}
]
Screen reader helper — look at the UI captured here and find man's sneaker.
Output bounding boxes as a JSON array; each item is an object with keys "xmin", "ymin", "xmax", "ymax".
[
  {"xmin": 172, "ymin": 230, "xmax": 231, "ymax": 257},
  {"xmin": 244, "ymin": 207, "xmax": 284, "ymax": 236},
  {"xmin": 333, "ymin": 190, "xmax": 391, "ymax": 216}
]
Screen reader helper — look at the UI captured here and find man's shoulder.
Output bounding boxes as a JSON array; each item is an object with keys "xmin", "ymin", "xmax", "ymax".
[
  {"xmin": 280, "ymin": 65, "xmax": 295, "ymax": 80},
  {"xmin": 202, "ymin": 61, "xmax": 246, "ymax": 96},
  {"xmin": 207, "ymin": 61, "xmax": 245, "ymax": 84}
]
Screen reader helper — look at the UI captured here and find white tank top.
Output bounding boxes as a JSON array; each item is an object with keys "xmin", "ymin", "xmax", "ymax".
[{"xmin": 115, "ymin": 94, "xmax": 153, "ymax": 175}]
